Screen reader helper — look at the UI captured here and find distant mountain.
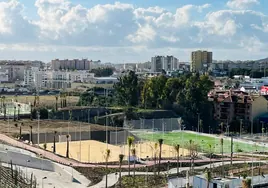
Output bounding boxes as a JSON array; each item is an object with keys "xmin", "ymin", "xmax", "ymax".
[{"xmin": 256, "ymin": 57, "xmax": 268, "ymax": 63}]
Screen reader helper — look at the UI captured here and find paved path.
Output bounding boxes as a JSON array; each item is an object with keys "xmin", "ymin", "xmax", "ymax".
[
  {"xmin": 91, "ymin": 160, "xmax": 267, "ymax": 188},
  {"xmin": 0, "ymin": 134, "xmax": 251, "ymax": 169}
]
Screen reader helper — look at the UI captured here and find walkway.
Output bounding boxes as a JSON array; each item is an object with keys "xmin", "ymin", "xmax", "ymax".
[{"xmin": 91, "ymin": 160, "xmax": 267, "ymax": 188}]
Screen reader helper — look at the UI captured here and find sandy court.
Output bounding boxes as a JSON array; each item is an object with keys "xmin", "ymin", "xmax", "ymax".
[{"xmin": 43, "ymin": 140, "xmax": 189, "ymax": 163}]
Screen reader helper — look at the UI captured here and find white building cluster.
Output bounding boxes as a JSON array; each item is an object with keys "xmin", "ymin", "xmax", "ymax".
[
  {"xmin": 151, "ymin": 56, "xmax": 179, "ymax": 72},
  {"xmin": 24, "ymin": 68, "xmax": 95, "ymax": 89}
]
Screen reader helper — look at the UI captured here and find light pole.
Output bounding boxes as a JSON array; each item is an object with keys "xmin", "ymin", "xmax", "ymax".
[
  {"xmin": 26, "ymin": 160, "xmax": 30, "ymax": 179},
  {"xmin": 42, "ymin": 177, "xmax": 47, "ymax": 188},
  {"xmin": 240, "ymin": 119, "xmax": 243, "ymax": 138},
  {"xmin": 70, "ymin": 163, "xmax": 73, "ymax": 181},
  {"xmin": 37, "ymin": 111, "xmax": 40, "ymax": 146}
]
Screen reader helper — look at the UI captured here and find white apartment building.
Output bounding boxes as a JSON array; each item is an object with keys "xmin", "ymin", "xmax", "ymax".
[
  {"xmin": 51, "ymin": 59, "xmax": 91, "ymax": 70},
  {"xmin": 24, "ymin": 70, "xmax": 95, "ymax": 89},
  {"xmin": 24, "ymin": 67, "xmax": 39, "ymax": 86},
  {"xmin": 151, "ymin": 56, "xmax": 179, "ymax": 72},
  {"xmin": 0, "ymin": 69, "xmax": 9, "ymax": 83}
]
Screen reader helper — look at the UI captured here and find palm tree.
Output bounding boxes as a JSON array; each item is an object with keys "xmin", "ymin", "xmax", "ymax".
[
  {"xmin": 118, "ymin": 154, "xmax": 124, "ymax": 188},
  {"xmin": 131, "ymin": 148, "xmax": 136, "ymax": 185},
  {"xmin": 153, "ymin": 142, "xmax": 158, "ymax": 176},
  {"xmin": 55, "ymin": 95, "xmax": 59, "ymax": 111},
  {"xmin": 205, "ymin": 170, "xmax": 212, "ymax": 188},
  {"xmin": 220, "ymin": 138, "xmax": 224, "ymax": 177},
  {"xmin": 3, "ymin": 103, "xmax": 6, "ymax": 121},
  {"xmin": 2, "ymin": 96, "xmax": 6, "ymax": 121},
  {"xmin": 66, "ymin": 134, "xmax": 70, "ymax": 158},
  {"xmin": 173, "ymin": 144, "xmax": 180, "ymax": 175},
  {"xmin": 13, "ymin": 106, "xmax": 16, "ymax": 121},
  {"xmin": 17, "ymin": 104, "xmax": 21, "ymax": 121},
  {"xmin": 19, "ymin": 122, "xmax": 24, "ymax": 139},
  {"xmin": 29, "ymin": 125, "xmax": 33, "ymax": 144},
  {"xmin": 158, "ymin": 138, "xmax": 163, "ymax": 175},
  {"xmin": 104, "ymin": 149, "xmax": 111, "ymax": 188},
  {"xmin": 53, "ymin": 131, "xmax": 57, "ymax": 153},
  {"xmin": 208, "ymin": 144, "xmax": 213, "ymax": 170},
  {"xmin": 30, "ymin": 104, "xmax": 33, "ymax": 120},
  {"xmin": 127, "ymin": 136, "xmax": 135, "ymax": 176}
]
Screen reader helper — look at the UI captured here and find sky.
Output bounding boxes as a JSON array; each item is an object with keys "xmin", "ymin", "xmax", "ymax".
[{"xmin": 0, "ymin": 0, "xmax": 268, "ymax": 63}]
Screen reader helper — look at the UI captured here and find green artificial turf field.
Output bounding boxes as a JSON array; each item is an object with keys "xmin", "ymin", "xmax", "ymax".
[{"xmin": 136, "ymin": 131, "xmax": 264, "ymax": 154}]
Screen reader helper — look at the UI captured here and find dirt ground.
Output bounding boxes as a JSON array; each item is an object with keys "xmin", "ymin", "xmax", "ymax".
[
  {"xmin": 3, "ymin": 95, "xmax": 79, "ymax": 108},
  {"xmin": 43, "ymin": 140, "xmax": 189, "ymax": 163},
  {"xmin": 0, "ymin": 119, "xmax": 120, "ymax": 136}
]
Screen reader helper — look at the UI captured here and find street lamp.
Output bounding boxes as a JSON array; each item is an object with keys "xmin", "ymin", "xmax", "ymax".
[
  {"xmin": 70, "ymin": 163, "xmax": 73, "ymax": 181},
  {"xmin": 26, "ymin": 160, "xmax": 30, "ymax": 179},
  {"xmin": 37, "ymin": 110, "xmax": 40, "ymax": 146},
  {"xmin": 42, "ymin": 177, "xmax": 47, "ymax": 188}
]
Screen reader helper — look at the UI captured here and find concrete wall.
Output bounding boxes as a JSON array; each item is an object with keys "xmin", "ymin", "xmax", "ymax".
[{"xmin": 0, "ymin": 151, "xmax": 54, "ymax": 172}]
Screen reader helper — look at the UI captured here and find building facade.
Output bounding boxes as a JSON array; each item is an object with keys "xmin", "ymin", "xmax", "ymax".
[
  {"xmin": 151, "ymin": 56, "xmax": 179, "ymax": 72},
  {"xmin": 25, "ymin": 70, "xmax": 95, "ymax": 89},
  {"xmin": 51, "ymin": 59, "xmax": 91, "ymax": 71},
  {"xmin": 191, "ymin": 50, "xmax": 212, "ymax": 72},
  {"xmin": 210, "ymin": 90, "xmax": 268, "ymax": 127}
]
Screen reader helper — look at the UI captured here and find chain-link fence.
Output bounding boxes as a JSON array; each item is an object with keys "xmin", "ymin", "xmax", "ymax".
[{"xmin": 123, "ymin": 118, "xmax": 183, "ymax": 132}]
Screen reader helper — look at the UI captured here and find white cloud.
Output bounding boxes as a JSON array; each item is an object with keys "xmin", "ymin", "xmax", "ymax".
[
  {"xmin": 127, "ymin": 24, "xmax": 156, "ymax": 43},
  {"xmin": 0, "ymin": 0, "xmax": 268, "ymax": 61},
  {"xmin": 227, "ymin": 0, "xmax": 259, "ymax": 9},
  {"xmin": 161, "ymin": 36, "xmax": 180, "ymax": 43}
]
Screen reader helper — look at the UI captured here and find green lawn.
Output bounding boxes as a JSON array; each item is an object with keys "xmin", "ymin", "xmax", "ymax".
[{"xmin": 136, "ymin": 132, "xmax": 264, "ymax": 154}]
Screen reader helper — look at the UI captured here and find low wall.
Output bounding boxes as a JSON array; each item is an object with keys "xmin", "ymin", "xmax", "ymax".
[{"xmin": 0, "ymin": 151, "xmax": 54, "ymax": 172}]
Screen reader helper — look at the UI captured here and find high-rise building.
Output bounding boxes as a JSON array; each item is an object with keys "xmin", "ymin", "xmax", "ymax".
[
  {"xmin": 51, "ymin": 59, "xmax": 91, "ymax": 70},
  {"xmin": 151, "ymin": 56, "xmax": 178, "ymax": 72},
  {"xmin": 191, "ymin": 50, "xmax": 212, "ymax": 72}
]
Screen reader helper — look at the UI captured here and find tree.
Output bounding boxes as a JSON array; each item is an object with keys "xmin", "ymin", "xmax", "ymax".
[
  {"xmin": 175, "ymin": 74, "xmax": 214, "ymax": 131},
  {"xmin": 220, "ymin": 138, "xmax": 224, "ymax": 177},
  {"xmin": 127, "ymin": 136, "xmax": 135, "ymax": 176},
  {"xmin": 158, "ymin": 138, "xmax": 164, "ymax": 175},
  {"xmin": 29, "ymin": 125, "xmax": 33, "ymax": 144},
  {"xmin": 55, "ymin": 95, "xmax": 59, "ymax": 111},
  {"xmin": 66, "ymin": 134, "xmax": 70, "ymax": 158},
  {"xmin": 118, "ymin": 154, "xmax": 124, "ymax": 188},
  {"xmin": 208, "ymin": 144, "xmax": 213, "ymax": 170},
  {"xmin": 17, "ymin": 104, "xmax": 21, "ymax": 121},
  {"xmin": 30, "ymin": 104, "xmax": 33, "ymax": 120},
  {"xmin": 13, "ymin": 106, "xmax": 16, "ymax": 121},
  {"xmin": 242, "ymin": 178, "xmax": 251, "ymax": 188},
  {"xmin": 104, "ymin": 149, "xmax": 111, "ymax": 188},
  {"xmin": 205, "ymin": 170, "xmax": 212, "ymax": 188},
  {"xmin": 173, "ymin": 144, "xmax": 180, "ymax": 175},
  {"xmin": 19, "ymin": 123, "xmax": 22, "ymax": 139},
  {"xmin": 90, "ymin": 67, "xmax": 114, "ymax": 77},
  {"xmin": 185, "ymin": 139, "xmax": 199, "ymax": 172},
  {"xmin": 131, "ymin": 148, "xmax": 136, "ymax": 185},
  {"xmin": 53, "ymin": 131, "xmax": 57, "ymax": 153},
  {"xmin": 141, "ymin": 75, "xmax": 167, "ymax": 108},
  {"xmin": 114, "ymin": 71, "xmax": 139, "ymax": 106},
  {"xmin": 2, "ymin": 96, "xmax": 6, "ymax": 121}
]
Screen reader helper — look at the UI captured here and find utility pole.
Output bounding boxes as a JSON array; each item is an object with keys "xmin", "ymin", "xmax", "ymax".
[
  {"xmin": 240, "ymin": 119, "xmax": 243, "ymax": 138},
  {"xmin": 197, "ymin": 113, "xmax": 200, "ymax": 133},
  {"xmin": 37, "ymin": 111, "xmax": 40, "ymax": 146}
]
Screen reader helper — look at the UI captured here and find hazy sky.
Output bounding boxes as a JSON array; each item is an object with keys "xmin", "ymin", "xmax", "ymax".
[{"xmin": 0, "ymin": 0, "xmax": 268, "ymax": 63}]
